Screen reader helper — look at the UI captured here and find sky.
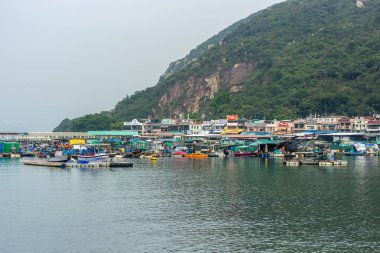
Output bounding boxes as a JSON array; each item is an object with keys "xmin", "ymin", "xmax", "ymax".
[{"xmin": 0, "ymin": 0, "xmax": 284, "ymax": 132}]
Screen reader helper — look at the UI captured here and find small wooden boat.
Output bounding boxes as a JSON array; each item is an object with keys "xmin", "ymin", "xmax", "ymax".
[{"xmin": 22, "ymin": 159, "xmax": 66, "ymax": 168}]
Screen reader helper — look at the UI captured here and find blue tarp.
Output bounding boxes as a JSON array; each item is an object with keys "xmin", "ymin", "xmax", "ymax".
[{"xmin": 240, "ymin": 132, "xmax": 272, "ymax": 136}]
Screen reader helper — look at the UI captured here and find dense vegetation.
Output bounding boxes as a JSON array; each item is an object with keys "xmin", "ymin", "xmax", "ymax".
[{"xmin": 54, "ymin": 0, "xmax": 380, "ymax": 132}]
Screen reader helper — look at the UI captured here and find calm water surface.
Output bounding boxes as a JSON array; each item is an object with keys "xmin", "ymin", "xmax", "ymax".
[{"xmin": 0, "ymin": 157, "xmax": 379, "ymax": 252}]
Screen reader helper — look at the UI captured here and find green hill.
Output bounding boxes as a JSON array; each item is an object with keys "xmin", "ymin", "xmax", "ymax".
[{"xmin": 54, "ymin": 0, "xmax": 380, "ymax": 132}]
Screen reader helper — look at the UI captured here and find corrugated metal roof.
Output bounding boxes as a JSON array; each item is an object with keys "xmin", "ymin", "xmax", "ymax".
[{"xmin": 87, "ymin": 131, "xmax": 138, "ymax": 136}]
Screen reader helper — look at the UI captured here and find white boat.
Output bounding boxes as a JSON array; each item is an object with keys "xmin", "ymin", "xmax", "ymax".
[{"xmin": 77, "ymin": 154, "xmax": 110, "ymax": 164}]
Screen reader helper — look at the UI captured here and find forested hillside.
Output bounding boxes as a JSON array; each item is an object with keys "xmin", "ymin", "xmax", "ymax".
[{"xmin": 55, "ymin": 0, "xmax": 380, "ymax": 132}]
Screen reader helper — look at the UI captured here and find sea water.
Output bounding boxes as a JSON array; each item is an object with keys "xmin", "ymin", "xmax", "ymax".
[{"xmin": 0, "ymin": 157, "xmax": 379, "ymax": 252}]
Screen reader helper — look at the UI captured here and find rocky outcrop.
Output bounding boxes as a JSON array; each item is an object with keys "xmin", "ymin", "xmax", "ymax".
[
  {"xmin": 158, "ymin": 62, "xmax": 254, "ymax": 115},
  {"xmin": 356, "ymin": 0, "xmax": 364, "ymax": 8}
]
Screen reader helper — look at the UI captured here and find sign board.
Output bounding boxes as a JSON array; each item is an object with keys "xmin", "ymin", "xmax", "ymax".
[{"xmin": 227, "ymin": 115, "xmax": 238, "ymax": 121}]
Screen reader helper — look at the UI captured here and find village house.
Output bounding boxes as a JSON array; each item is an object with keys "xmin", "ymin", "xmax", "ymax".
[
  {"xmin": 293, "ymin": 119, "xmax": 306, "ymax": 133},
  {"xmin": 351, "ymin": 117, "xmax": 369, "ymax": 133},
  {"xmin": 337, "ymin": 118, "xmax": 351, "ymax": 132},
  {"xmin": 366, "ymin": 120, "xmax": 380, "ymax": 137}
]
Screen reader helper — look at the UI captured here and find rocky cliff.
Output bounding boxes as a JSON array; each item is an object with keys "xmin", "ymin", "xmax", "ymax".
[{"xmin": 158, "ymin": 62, "xmax": 254, "ymax": 115}]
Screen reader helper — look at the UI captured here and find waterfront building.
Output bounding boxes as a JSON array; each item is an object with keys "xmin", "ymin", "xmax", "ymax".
[
  {"xmin": 246, "ymin": 120, "xmax": 266, "ymax": 132},
  {"xmin": 223, "ymin": 116, "xmax": 239, "ymax": 134},
  {"xmin": 160, "ymin": 119, "xmax": 190, "ymax": 133},
  {"xmin": 189, "ymin": 123, "xmax": 203, "ymax": 134},
  {"xmin": 304, "ymin": 121, "xmax": 320, "ymax": 131},
  {"xmin": 210, "ymin": 120, "xmax": 227, "ymax": 133},
  {"xmin": 201, "ymin": 120, "xmax": 226, "ymax": 133},
  {"xmin": 293, "ymin": 119, "xmax": 306, "ymax": 133},
  {"xmin": 351, "ymin": 117, "xmax": 368, "ymax": 133},
  {"xmin": 366, "ymin": 120, "xmax": 380, "ymax": 137},
  {"xmin": 222, "ymin": 115, "xmax": 246, "ymax": 134},
  {"xmin": 316, "ymin": 116, "xmax": 342, "ymax": 131},
  {"xmin": 264, "ymin": 120, "xmax": 277, "ymax": 133},
  {"xmin": 338, "ymin": 118, "xmax": 351, "ymax": 132},
  {"xmin": 123, "ymin": 119, "xmax": 143, "ymax": 133},
  {"xmin": 275, "ymin": 120, "xmax": 293, "ymax": 134},
  {"xmin": 142, "ymin": 120, "xmax": 162, "ymax": 134}
]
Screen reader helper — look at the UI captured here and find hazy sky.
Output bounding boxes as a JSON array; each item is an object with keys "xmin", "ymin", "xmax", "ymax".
[{"xmin": 0, "ymin": 0, "xmax": 284, "ymax": 132}]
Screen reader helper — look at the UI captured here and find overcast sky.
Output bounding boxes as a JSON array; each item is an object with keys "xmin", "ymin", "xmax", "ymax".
[{"xmin": 0, "ymin": 0, "xmax": 284, "ymax": 132}]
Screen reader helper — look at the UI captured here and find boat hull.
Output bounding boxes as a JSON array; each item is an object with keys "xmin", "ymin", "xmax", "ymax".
[
  {"xmin": 234, "ymin": 152, "xmax": 257, "ymax": 157},
  {"xmin": 183, "ymin": 154, "xmax": 208, "ymax": 159},
  {"xmin": 22, "ymin": 160, "xmax": 66, "ymax": 168},
  {"xmin": 77, "ymin": 154, "xmax": 110, "ymax": 163}
]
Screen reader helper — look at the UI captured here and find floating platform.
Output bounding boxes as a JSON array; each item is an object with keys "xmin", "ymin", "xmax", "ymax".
[
  {"xmin": 1, "ymin": 153, "xmax": 21, "ymax": 158},
  {"xmin": 319, "ymin": 160, "xmax": 348, "ymax": 166},
  {"xmin": 66, "ymin": 161, "xmax": 133, "ymax": 168},
  {"xmin": 285, "ymin": 160, "xmax": 301, "ymax": 166},
  {"xmin": 301, "ymin": 160, "xmax": 320, "ymax": 165},
  {"xmin": 109, "ymin": 161, "xmax": 133, "ymax": 167},
  {"xmin": 285, "ymin": 160, "xmax": 348, "ymax": 167}
]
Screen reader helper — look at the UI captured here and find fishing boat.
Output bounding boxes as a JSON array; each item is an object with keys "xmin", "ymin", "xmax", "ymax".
[
  {"xmin": 77, "ymin": 154, "xmax": 110, "ymax": 164},
  {"xmin": 22, "ymin": 159, "xmax": 66, "ymax": 168},
  {"xmin": 339, "ymin": 142, "xmax": 366, "ymax": 156},
  {"xmin": 47, "ymin": 151, "xmax": 71, "ymax": 163},
  {"xmin": 76, "ymin": 144, "xmax": 112, "ymax": 163},
  {"xmin": 234, "ymin": 151, "xmax": 257, "ymax": 157},
  {"xmin": 47, "ymin": 156, "xmax": 71, "ymax": 162},
  {"xmin": 234, "ymin": 146, "xmax": 257, "ymax": 157}
]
